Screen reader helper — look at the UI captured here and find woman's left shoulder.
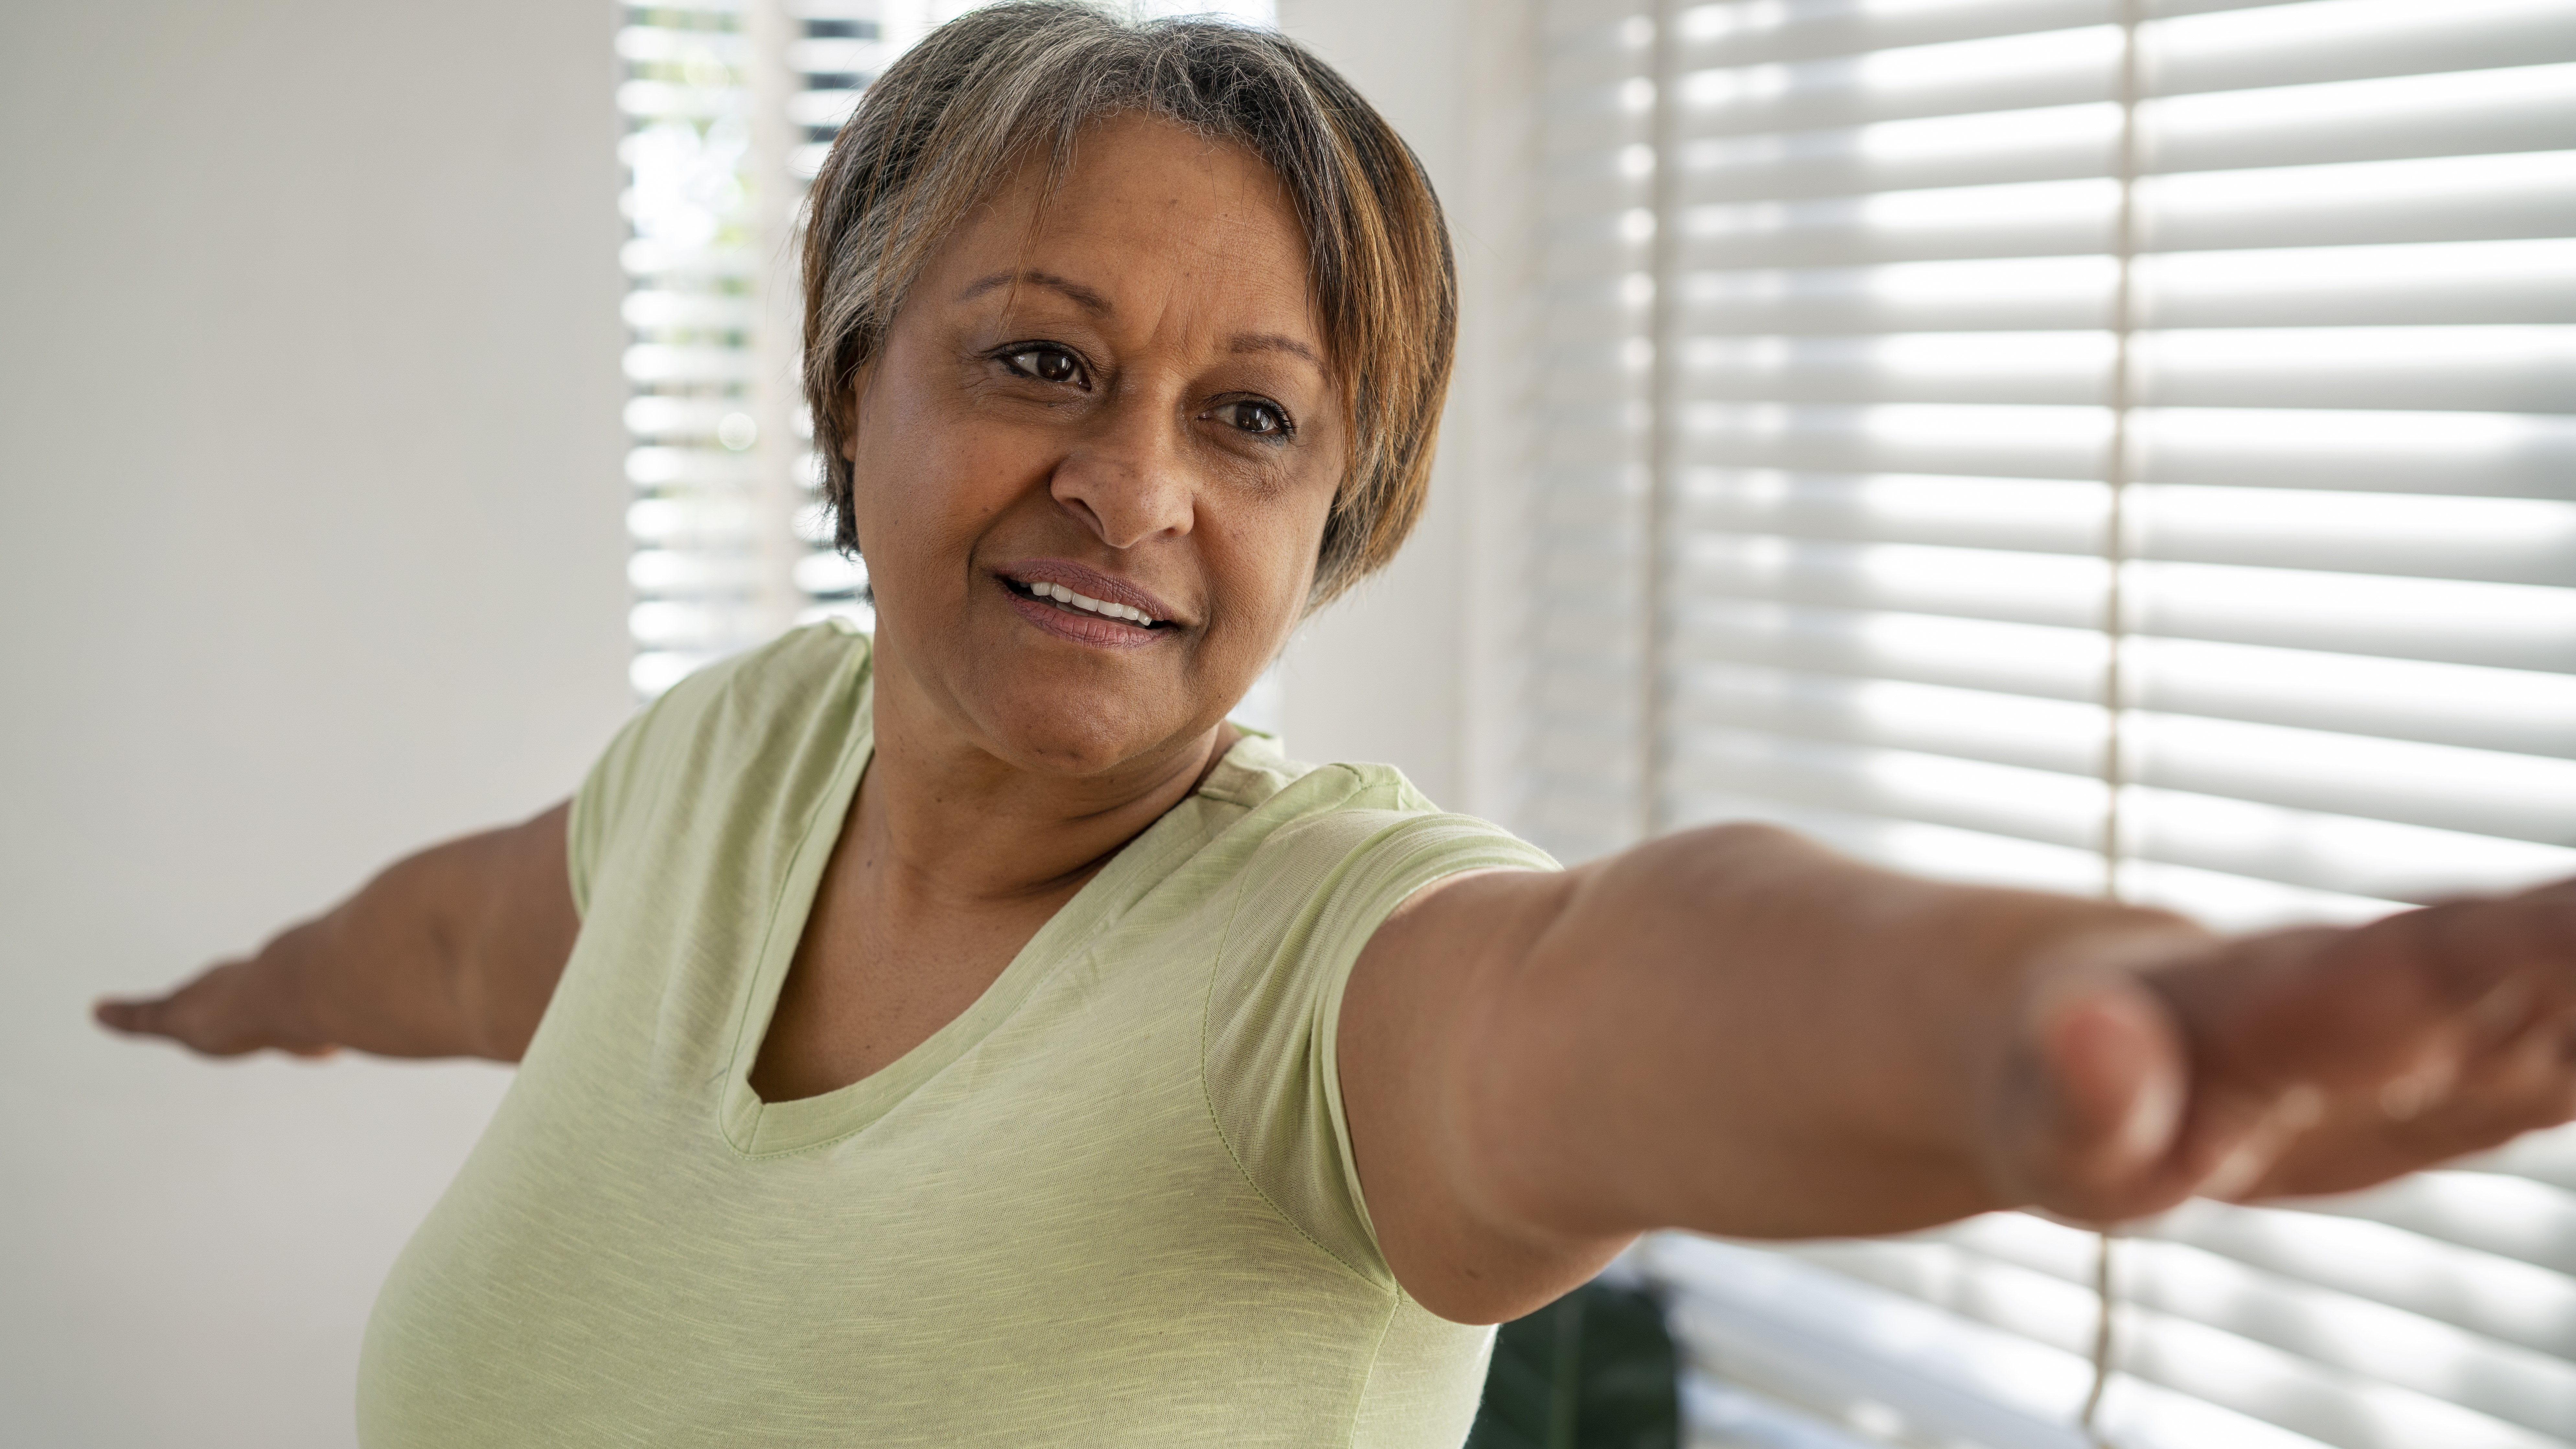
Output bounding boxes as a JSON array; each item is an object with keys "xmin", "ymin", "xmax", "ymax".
[
  {"xmin": 1208, "ymin": 733, "xmax": 1439, "ymax": 821},
  {"xmin": 1227, "ymin": 751, "xmax": 1558, "ymax": 890}
]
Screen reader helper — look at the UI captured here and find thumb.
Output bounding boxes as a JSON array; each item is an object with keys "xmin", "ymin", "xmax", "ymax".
[
  {"xmin": 2025, "ymin": 973, "xmax": 2335, "ymax": 1218},
  {"xmin": 2029, "ymin": 980, "xmax": 2191, "ymax": 1214}
]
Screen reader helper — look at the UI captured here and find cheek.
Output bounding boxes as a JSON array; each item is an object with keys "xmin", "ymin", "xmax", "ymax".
[
  {"xmin": 846, "ymin": 394, "xmax": 1029, "ymax": 568},
  {"xmin": 1211, "ymin": 492, "xmax": 1331, "ymax": 635}
]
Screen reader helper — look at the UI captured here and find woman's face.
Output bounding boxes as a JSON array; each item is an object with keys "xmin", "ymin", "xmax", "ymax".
[{"xmin": 842, "ymin": 114, "xmax": 1344, "ymax": 778}]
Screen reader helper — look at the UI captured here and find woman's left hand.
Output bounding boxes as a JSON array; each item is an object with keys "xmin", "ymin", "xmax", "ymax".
[{"xmin": 2003, "ymin": 880, "xmax": 2576, "ymax": 1221}]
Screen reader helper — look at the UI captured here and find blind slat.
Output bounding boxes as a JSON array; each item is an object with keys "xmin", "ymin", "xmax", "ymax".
[
  {"xmin": 1671, "ymin": 473, "xmax": 2576, "ymax": 589},
  {"xmin": 2146, "ymin": 1192, "xmax": 2576, "ymax": 1362},
  {"xmin": 1629, "ymin": 239, "xmax": 2576, "ymax": 335},
  {"xmin": 1791, "ymin": 1233, "xmax": 2572, "ymax": 1448}
]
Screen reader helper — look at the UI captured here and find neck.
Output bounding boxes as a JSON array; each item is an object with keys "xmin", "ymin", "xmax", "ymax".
[{"xmin": 857, "ymin": 634, "xmax": 1241, "ymax": 910}]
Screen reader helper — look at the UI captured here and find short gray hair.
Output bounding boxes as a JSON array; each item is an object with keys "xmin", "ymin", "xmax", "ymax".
[{"xmin": 800, "ymin": 1, "xmax": 1455, "ymax": 608}]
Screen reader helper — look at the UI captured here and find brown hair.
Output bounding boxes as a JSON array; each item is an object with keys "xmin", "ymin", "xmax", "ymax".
[{"xmin": 800, "ymin": 1, "xmax": 1454, "ymax": 609}]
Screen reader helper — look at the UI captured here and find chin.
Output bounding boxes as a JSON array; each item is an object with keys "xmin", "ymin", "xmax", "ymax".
[{"xmin": 971, "ymin": 682, "xmax": 1174, "ymax": 778}]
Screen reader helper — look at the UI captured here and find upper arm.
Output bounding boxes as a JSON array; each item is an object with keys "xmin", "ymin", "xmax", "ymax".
[
  {"xmin": 1340, "ymin": 822, "xmax": 2224, "ymax": 1309},
  {"xmin": 452, "ymin": 800, "xmax": 581, "ymax": 1061},
  {"xmin": 1336, "ymin": 864, "xmax": 1633, "ymax": 1325}
]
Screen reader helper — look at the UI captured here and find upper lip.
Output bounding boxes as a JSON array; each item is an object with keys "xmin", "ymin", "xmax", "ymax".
[{"xmin": 999, "ymin": 559, "xmax": 1189, "ymax": 627}]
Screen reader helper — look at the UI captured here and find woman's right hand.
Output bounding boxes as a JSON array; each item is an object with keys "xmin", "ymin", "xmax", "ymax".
[
  {"xmin": 91, "ymin": 801, "xmax": 580, "ymax": 1064},
  {"xmin": 96, "ymin": 925, "xmax": 344, "ymax": 1058}
]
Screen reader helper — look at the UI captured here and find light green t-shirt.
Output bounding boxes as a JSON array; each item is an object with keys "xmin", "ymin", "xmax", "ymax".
[{"xmin": 356, "ymin": 623, "xmax": 1558, "ymax": 1447}]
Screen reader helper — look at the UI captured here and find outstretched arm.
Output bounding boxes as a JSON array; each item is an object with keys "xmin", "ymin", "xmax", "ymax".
[
  {"xmin": 1340, "ymin": 822, "xmax": 2576, "ymax": 1324},
  {"xmin": 94, "ymin": 802, "xmax": 580, "ymax": 1063}
]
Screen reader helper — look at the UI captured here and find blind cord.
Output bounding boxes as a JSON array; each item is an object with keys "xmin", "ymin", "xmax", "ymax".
[
  {"xmin": 2100, "ymin": 0, "xmax": 2142, "ymax": 894},
  {"xmin": 2087, "ymin": 2, "xmax": 2145, "ymax": 1443},
  {"xmin": 2081, "ymin": 1227, "xmax": 2123, "ymax": 1445},
  {"xmin": 1639, "ymin": 0, "xmax": 1684, "ymax": 844}
]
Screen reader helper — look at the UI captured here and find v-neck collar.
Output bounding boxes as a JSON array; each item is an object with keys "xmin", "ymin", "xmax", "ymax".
[{"xmin": 716, "ymin": 658, "xmax": 1270, "ymax": 1159}]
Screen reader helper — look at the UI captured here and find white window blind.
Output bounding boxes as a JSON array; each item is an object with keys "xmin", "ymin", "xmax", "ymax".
[
  {"xmin": 618, "ymin": 0, "xmax": 900, "ymax": 699},
  {"xmin": 1516, "ymin": 0, "xmax": 2576, "ymax": 1445}
]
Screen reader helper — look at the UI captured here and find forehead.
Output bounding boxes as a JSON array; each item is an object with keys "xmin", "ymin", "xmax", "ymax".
[{"xmin": 927, "ymin": 115, "xmax": 1322, "ymax": 340}]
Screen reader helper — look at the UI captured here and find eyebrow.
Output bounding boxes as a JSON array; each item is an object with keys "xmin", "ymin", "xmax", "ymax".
[
  {"xmin": 1230, "ymin": 332, "xmax": 1323, "ymax": 369},
  {"xmin": 954, "ymin": 269, "xmax": 1112, "ymax": 315}
]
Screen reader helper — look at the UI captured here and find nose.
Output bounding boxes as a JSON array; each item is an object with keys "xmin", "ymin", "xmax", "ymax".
[{"xmin": 1049, "ymin": 397, "xmax": 1195, "ymax": 550}]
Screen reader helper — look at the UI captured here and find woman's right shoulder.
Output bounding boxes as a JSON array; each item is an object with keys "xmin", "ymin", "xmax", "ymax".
[
  {"xmin": 570, "ymin": 623, "xmax": 871, "ymax": 893},
  {"xmin": 619, "ymin": 621, "xmax": 871, "ymax": 753},
  {"xmin": 664, "ymin": 619, "xmax": 870, "ymax": 715}
]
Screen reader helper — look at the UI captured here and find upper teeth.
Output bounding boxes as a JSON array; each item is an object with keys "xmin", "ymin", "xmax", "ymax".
[{"xmin": 1029, "ymin": 580, "xmax": 1156, "ymax": 626}]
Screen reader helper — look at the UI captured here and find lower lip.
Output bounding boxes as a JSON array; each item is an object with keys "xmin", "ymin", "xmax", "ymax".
[{"xmin": 1006, "ymin": 587, "xmax": 1169, "ymax": 650}]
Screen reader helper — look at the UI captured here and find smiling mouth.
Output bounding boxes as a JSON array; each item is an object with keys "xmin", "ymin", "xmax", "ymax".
[{"xmin": 1004, "ymin": 576, "xmax": 1171, "ymax": 631}]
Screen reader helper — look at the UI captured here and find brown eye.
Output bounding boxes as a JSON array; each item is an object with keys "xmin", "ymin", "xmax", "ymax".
[
  {"xmin": 1211, "ymin": 399, "xmax": 1291, "ymax": 438},
  {"xmin": 1001, "ymin": 345, "xmax": 1086, "ymax": 386}
]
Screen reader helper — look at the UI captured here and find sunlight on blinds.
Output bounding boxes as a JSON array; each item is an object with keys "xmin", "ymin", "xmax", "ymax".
[
  {"xmin": 618, "ymin": 0, "xmax": 902, "ymax": 700},
  {"xmin": 1517, "ymin": 0, "xmax": 2576, "ymax": 1445}
]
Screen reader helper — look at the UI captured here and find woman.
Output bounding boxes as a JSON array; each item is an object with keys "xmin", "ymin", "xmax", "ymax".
[{"xmin": 97, "ymin": 5, "xmax": 2576, "ymax": 1445}]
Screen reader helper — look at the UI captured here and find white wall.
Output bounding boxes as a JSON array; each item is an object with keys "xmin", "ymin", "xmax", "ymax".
[
  {"xmin": 1273, "ymin": 0, "xmax": 1529, "ymax": 818},
  {"xmin": 0, "ymin": 4, "xmax": 631, "ymax": 1445}
]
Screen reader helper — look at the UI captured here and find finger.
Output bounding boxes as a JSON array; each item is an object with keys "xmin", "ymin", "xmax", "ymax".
[
  {"xmin": 2200, "ymin": 1087, "xmax": 2325, "ymax": 1202},
  {"xmin": 2246, "ymin": 1011, "xmax": 2576, "ymax": 1200},
  {"xmin": 2159, "ymin": 891, "xmax": 2576, "ymax": 1107},
  {"xmin": 2427, "ymin": 1010, "xmax": 2576, "ymax": 1143},
  {"xmin": 2378, "ymin": 896, "xmax": 2576, "ymax": 1110},
  {"xmin": 2425, "ymin": 886, "xmax": 2576, "ymax": 1020},
  {"xmin": 93, "ymin": 995, "xmax": 171, "ymax": 1038},
  {"xmin": 2455, "ymin": 975, "xmax": 2543, "ymax": 1063},
  {"xmin": 2412, "ymin": 887, "xmax": 2576, "ymax": 1041}
]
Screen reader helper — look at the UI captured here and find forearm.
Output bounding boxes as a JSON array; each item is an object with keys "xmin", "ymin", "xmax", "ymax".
[
  {"xmin": 1457, "ymin": 824, "xmax": 2208, "ymax": 1241},
  {"xmin": 257, "ymin": 836, "xmax": 523, "ymax": 1058},
  {"xmin": 98, "ymin": 804, "xmax": 576, "ymax": 1063}
]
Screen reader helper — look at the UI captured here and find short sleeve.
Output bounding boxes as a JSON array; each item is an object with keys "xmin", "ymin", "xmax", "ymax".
[
  {"xmin": 563, "ymin": 624, "xmax": 868, "ymax": 918},
  {"xmin": 1200, "ymin": 773, "xmax": 1559, "ymax": 1286},
  {"xmin": 564, "ymin": 697, "xmax": 658, "ymax": 921}
]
